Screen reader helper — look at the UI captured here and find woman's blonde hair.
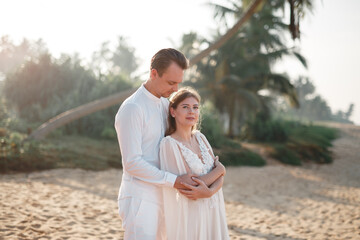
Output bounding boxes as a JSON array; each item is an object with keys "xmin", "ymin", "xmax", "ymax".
[{"xmin": 165, "ymin": 87, "xmax": 201, "ymax": 136}]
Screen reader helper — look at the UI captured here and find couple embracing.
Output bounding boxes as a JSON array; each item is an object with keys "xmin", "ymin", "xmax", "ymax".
[{"xmin": 115, "ymin": 48, "xmax": 229, "ymax": 239}]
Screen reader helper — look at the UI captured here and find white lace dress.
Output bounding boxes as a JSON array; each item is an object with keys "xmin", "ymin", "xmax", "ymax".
[{"xmin": 159, "ymin": 131, "xmax": 229, "ymax": 240}]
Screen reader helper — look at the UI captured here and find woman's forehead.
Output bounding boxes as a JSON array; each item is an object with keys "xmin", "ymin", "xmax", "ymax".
[{"xmin": 180, "ymin": 97, "xmax": 199, "ymax": 104}]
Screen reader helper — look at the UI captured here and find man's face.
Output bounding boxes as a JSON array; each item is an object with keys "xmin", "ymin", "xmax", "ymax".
[{"xmin": 151, "ymin": 62, "xmax": 184, "ymax": 98}]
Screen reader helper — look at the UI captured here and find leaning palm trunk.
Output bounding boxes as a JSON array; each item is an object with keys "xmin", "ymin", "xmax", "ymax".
[
  {"xmin": 28, "ymin": 89, "xmax": 135, "ymax": 140},
  {"xmin": 28, "ymin": 0, "xmax": 265, "ymax": 140}
]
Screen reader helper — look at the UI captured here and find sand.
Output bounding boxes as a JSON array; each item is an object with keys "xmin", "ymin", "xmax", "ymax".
[{"xmin": 1, "ymin": 123, "xmax": 359, "ymax": 239}]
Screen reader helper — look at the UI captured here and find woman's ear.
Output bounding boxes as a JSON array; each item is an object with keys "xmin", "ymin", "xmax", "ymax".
[{"xmin": 170, "ymin": 107, "xmax": 176, "ymax": 118}]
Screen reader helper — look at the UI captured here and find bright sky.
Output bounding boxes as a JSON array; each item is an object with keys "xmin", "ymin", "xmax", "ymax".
[
  {"xmin": 275, "ymin": 0, "xmax": 360, "ymax": 125},
  {"xmin": 1, "ymin": 0, "xmax": 359, "ymax": 124}
]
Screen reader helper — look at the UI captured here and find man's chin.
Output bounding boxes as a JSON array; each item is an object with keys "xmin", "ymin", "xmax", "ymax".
[{"xmin": 163, "ymin": 92, "xmax": 173, "ymax": 98}]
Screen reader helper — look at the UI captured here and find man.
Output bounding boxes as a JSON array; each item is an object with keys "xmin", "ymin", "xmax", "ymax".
[{"xmin": 115, "ymin": 48, "xmax": 223, "ymax": 239}]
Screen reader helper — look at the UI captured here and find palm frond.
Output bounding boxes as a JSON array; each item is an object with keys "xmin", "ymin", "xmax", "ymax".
[
  {"xmin": 263, "ymin": 73, "xmax": 300, "ymax": 108},
  {"xmin": 292, "ymin": 51, "xmax": 308, "ymax": 68},
  {"xmin": 236, "ymin": 88, "xmax": 262, "ymax": 110},
  {"xmin": 206, "ymin": 2, "xmax": 237, "ymax": 26}
]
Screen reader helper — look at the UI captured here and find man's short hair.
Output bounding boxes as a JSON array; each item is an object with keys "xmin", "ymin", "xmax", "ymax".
[{"xmin": 150, "ymin": 48, "xmax": 188, "ymax": 76}]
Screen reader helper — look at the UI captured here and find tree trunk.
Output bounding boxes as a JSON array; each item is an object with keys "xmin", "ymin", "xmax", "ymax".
[
  {"xmin": 189, "ymin": 0, "xmax": 265, "ymax": 67},
  {"xmin": 288, "ymin": 0, "xmax": 297, "ymax": 39},
  {"xmin": 28, "ymin": 89, "xmax": 135, "ymax": 140}
]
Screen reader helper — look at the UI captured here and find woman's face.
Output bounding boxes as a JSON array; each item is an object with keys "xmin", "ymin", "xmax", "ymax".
[{"xmin": 171, "ymin": 97, "xmax": 199, "ymax": 129}]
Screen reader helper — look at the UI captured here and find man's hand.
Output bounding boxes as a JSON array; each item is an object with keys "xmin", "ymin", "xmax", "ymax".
[
  {"xmin": 174, "ymin": 173, "xmax": 198, "ymax": 190},
  {"xmin": 178, "ymin": 178, "xmax": 213, "ymax": 200}
]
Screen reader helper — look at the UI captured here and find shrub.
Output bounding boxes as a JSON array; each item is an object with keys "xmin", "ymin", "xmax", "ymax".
[
  {"xmin": 289, "ymin": 125, "xmax": 338, "ymax": 148},
  {"xmin": 0, "ymin": 132, "xmax": 54, "ymax": 173},
  {"xmin": 287, "ymin": 141, "xmax": 333, "ymax": 164},
  {"xmin": 101, "ymin": 126, "xmax": 117, "ymax": 139},
  {"xmin": 243, "ymin": 114, "xmax": 290, "ymax": 142},
  {"xmin": 270, "ymin": 145, "xmax": 302, "ymax": 166},
  {"xmin": 288, "ymin": 124, "xmax": 337, "ymax": 164},
  {"xmin": 216, "ymin": 148, "xmax": 266, "ymax": 167}
]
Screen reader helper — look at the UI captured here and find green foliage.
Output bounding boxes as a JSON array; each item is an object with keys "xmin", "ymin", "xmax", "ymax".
[
  {"xmin": 1, "ymin": 35, "xmax": 140, "ymax": 141},
  {"xmin": 199, "ymin": 101, "xmax": 226, "ymax": 148},
  {"xmin": 90, "ymin": 36, "xmax": 139, "ymax": 78},
  {"xmin": 4, "ymin": 54, "xmax": 98, "ymax": 121},
  {"xmin": 216, "ymin": 148, "xmax": 266, "ymax": 167},
  {"xmin": 101, "ymin": 126, "xmax": 117, "ymax": 139},
  {"xmin": 242, "ymin": 112, "xmax": 338, "ymax": 165},
  {"xmin": 199, "ymin": 101, "xmax": 266, "ymax": 167},
  {"xmin": 0, "ymin": 97, "xmax": 36, "ymax": 134},
  {"xmin": 0, "ymin": 130, "xmax": 54, "ymax": 173},
  {"xmin": 2, "ymin": 51, "xmax": 136, "ymax": 139},
  {"xmin": 63, "ymin": 74, "xmax": 134, "ymax": 138},
  {"xmin": 0, "ymin": 97, "xmax": 10, "ymax": 127},
  {"xmin": 0, "ymin": 133, "xmax": 122, "ymax": 173},
  {"xmin": 0, "ymin": 36, "xmax": 48, "ymax": 74},
  {"xmin": 287, "ymin": 125, "xmax": 338, "ymax": 164},
  {"xmin": 111, "ymin": 36, "xmax": 139, "ymax": 76},
  {"xmin": 270, "ymin": 145, "xmax": 302, "ymax": 166},
  {"xmin": 290, "ymin": 125, "xmax": 338, "ymax": 148},
  {"xmin": 40, "ymin": 135, "xmax": 122, "ymax": 170},
  {"xmin": 276, "ymin": 77, "xmax": 354, "ymax": 124},
  {"xmin": 243, "ymin": 113, "xmax": 290, "ymax": 142},
  {"xmin": 180, "ymin": 0, "xmax": 306, "ymax": 136}
]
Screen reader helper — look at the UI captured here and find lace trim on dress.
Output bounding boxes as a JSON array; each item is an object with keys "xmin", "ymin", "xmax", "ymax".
[
  {"xmin": 195, "ymin": 132, "xmax": 214, "ymax": 167},
  {"xmin": 168, "ymin": 132, "xmax": 214, "ymax": 176},
  {"xmin": 168, "ymin": 133, "xmax": 218, "ymax": 208}
]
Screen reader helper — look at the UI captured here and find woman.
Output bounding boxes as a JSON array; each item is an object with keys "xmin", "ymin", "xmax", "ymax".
[{"xmin": 160, "ymin": 87, "xmax": 229, "ymax": 239}]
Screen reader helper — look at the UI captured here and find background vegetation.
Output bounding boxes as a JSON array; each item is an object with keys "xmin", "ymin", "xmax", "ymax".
[{"xmin": 0, "ymin": 0, "xmax": 352, "ymax": 173}]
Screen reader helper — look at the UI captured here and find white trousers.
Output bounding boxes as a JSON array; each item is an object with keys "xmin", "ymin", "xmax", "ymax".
[{"xmin": 118, "ymin": 197, "xmax": 166, "ymax": 240}]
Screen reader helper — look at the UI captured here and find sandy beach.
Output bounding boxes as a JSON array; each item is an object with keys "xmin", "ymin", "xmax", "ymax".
[{"xmin": 1, "ymin": 124, "xmax": 359, "ymax": 240}]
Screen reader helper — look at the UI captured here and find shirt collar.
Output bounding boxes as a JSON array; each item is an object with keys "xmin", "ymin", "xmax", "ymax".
[{"xmin": 141, "ymin": 84, "xmax": 162, "ymax": 103}]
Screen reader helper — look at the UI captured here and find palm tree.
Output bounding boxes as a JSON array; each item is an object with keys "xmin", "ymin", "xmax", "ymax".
[
  {"xmin": 181, "ymin": 0, "xmax": 307, "ymax": 136},
  {"xmin": 28, "ymin": 0, "xmax": 265, "ymax": 140},
  {"xmin": 287, "ymin": 0, "xmax": 314, "ymax": 40}
]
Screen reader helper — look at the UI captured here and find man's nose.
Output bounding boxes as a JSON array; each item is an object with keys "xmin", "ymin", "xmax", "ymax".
[{"xmin": 172, "ymin": 84, "xmax": 178, "ymax": 92}]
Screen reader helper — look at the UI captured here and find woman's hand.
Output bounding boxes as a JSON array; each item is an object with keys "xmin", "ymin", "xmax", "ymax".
[{"xmin": 178, "ymin": 177, "xmax": 213, "ymax": 200}]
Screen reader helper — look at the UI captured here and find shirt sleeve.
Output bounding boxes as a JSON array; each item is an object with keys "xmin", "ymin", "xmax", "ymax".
[{"xmin": 115, "ymin": 103, "xmax": 177, "ymax": 187}]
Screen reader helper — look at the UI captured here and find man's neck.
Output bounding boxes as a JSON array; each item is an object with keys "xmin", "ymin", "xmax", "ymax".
[{"xmin": 144, "ymin": 80, "xmax": 160, "ymax": 98}]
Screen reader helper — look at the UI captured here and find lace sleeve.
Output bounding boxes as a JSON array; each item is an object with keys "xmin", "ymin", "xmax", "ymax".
[
  {"xmin": 160, "ymin": 137, "xmax": 191, "ymax": 238},
  {"xmin": 159, "ymin": 137, "xmax": 188, "ymax": 176},
  {"xmin": 197, "ymin": 132, "xmax": 215, "ymax": 158}
]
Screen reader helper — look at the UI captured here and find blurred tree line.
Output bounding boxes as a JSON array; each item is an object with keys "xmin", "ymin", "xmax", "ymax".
[
  {"xmin": 0, "ymin": 36, "xmax": 139, "ymax": 139},
  {"xmin": 0, "ymin": 0, "xmax": 351, "ymax": 171},
  {"xmin": 275, "ymin": 77, "xmax": 354, "ymax": 124},
  {"xmin": 0, "ymin": 0, "xmax": 354, "ymax": 143}
]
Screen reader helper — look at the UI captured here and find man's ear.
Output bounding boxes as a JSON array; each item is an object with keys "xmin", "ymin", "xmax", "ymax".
[{"xmin": 150, "ymin": 69, "xmax": 158, "ymax": 80}]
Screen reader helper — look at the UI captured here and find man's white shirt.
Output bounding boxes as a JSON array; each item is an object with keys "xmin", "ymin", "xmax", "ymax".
[{"xmin": 115, "ymin": 84, "xmax": 177, "ymax": 205}]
